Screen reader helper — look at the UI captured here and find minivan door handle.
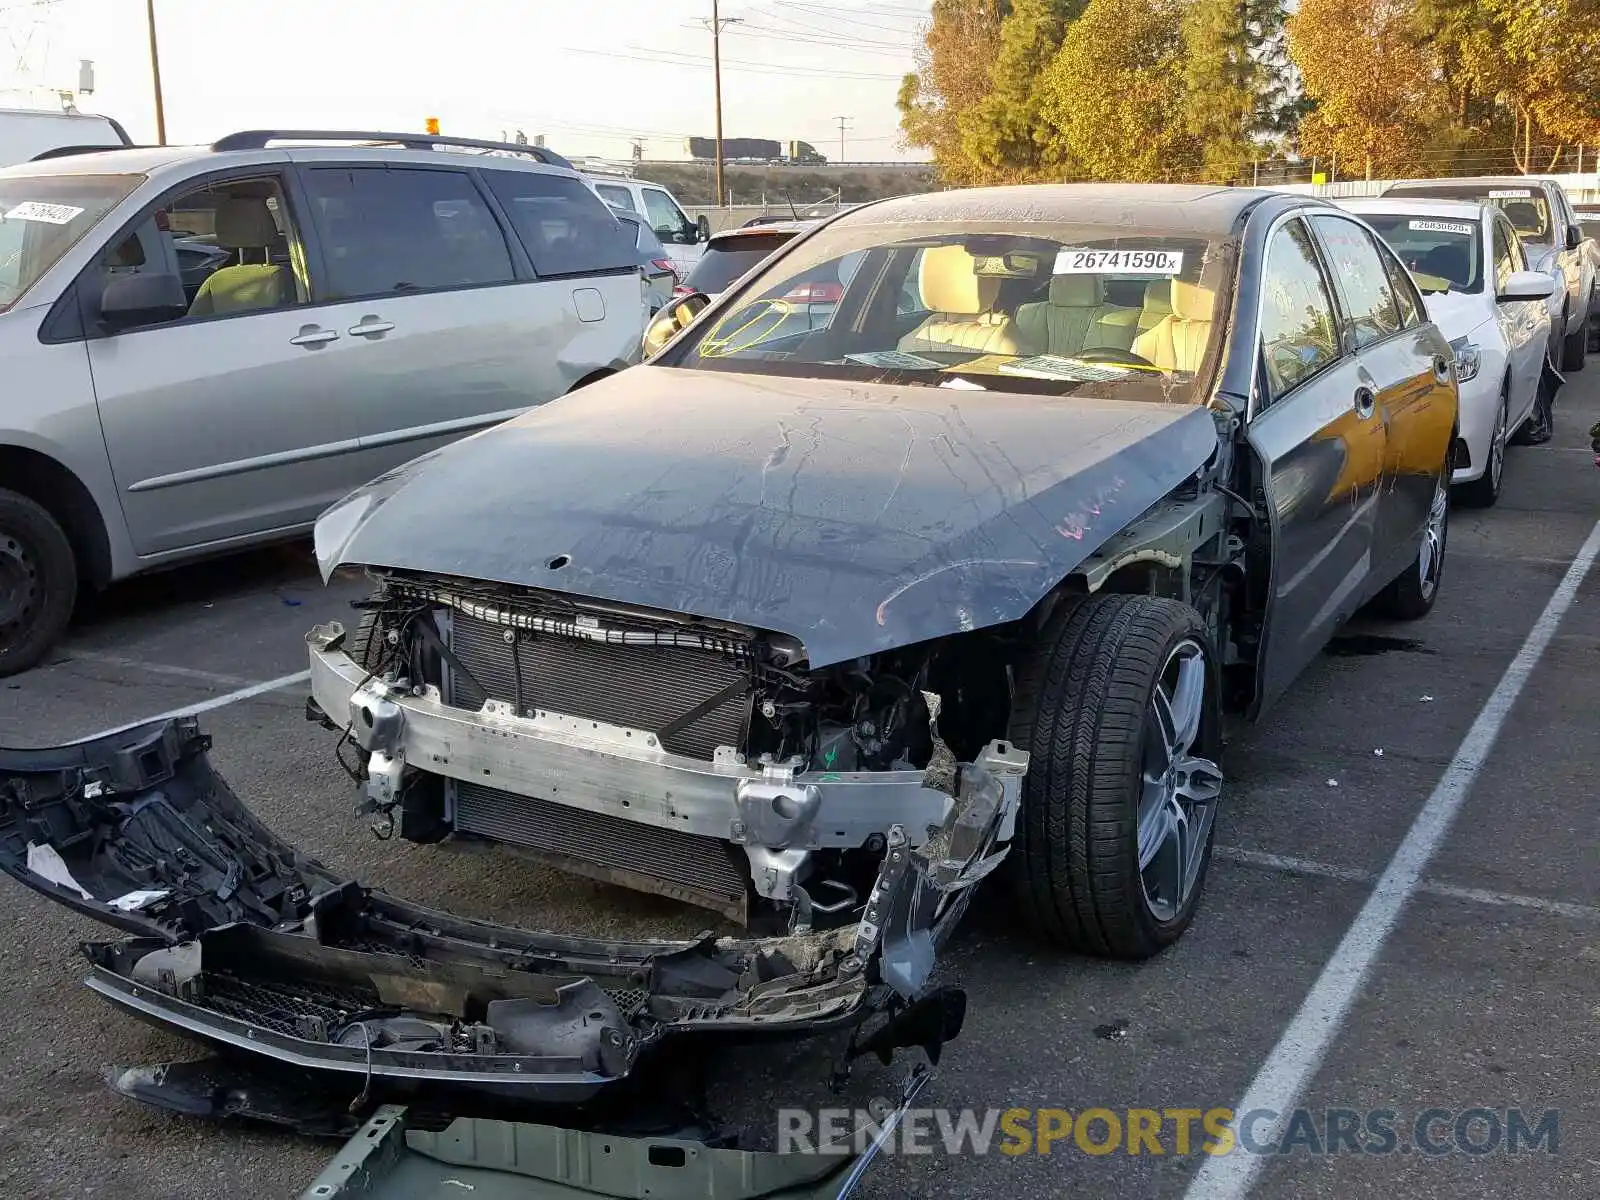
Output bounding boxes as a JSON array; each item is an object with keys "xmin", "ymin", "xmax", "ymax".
[
  {"xmin": 288, "ymin": 325, "xmax": 338, "ymax": 347},
  {"xmin": 348, "ymin": 318, "xmax": 395, "ymax": 337},
  {"xmin": 1354, "ymin": 386, "xmax": 1376, "ymax": 418}
]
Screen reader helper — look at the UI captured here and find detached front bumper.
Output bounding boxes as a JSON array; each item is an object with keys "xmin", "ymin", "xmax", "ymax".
[{"xmin": 306, "ymin": 622, "xmax": 1029, "ymax": 922}]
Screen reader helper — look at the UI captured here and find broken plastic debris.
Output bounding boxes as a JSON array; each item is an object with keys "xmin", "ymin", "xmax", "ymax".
[
  {"xmin": 108, "ymin": 889, "xmax": 170, "ymax": 912},
  {"xmin": 1420, "ymin": 695, "xmax": 1434, "ymax": 702},
  {"xmin": 1373, "ymin": 748, "xmax": 1384, "ymax": 757},
  {"xmin": 1326, "ymin": 779, "xmax": 1339, "ymax": 788},
  {"xmin": 26, "ymin": 843, "xmax": 93, "ymax": 900}
]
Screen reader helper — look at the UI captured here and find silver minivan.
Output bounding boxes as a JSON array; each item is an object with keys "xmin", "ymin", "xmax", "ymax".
[{"xmin": 0, "ymin": 130, "xmax": 649, "ymax": 674}]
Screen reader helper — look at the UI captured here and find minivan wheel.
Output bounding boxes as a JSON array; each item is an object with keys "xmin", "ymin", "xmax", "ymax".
[
  {"xmin": 1377, "ymin": 462, "xmax": 1449, "ymax": 620},
  {"xmin": 1006, "ymin": 594, "xmax": 1223, "ymax": 959},
  {"xmin": 0, "ymin": 488, "xmax": 78, "ymax": 677}
]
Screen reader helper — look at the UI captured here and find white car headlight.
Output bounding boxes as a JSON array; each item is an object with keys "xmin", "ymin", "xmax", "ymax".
[{"xmin": 1449, "ymin": 336, "xmax": 1480, "ymax": 382}]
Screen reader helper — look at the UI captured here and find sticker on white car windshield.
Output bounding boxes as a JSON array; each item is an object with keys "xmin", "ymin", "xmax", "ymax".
[
  {"xmin": 998, "ymin": 355, "xmax": 1131, "ymax": 382},
  {"xmin": 1488, "ymin": 189, "xmax": 1532, "ymax": 199},
  {"xmin": 3, "ymin": 201, "xmax": 84, "ymax": 225},
  {"xmin": 844, "ymin": 350, "xmax": 944, "ymax": 370},
  {"xmin": 1409, "ymin": 219, "xmax": 1476, "ymax": 237},
  {"xmin": 1055, "ymin": 248, "xmax": 1183, "ymax": 275}
]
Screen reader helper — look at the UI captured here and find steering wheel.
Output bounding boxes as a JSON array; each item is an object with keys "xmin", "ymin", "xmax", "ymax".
[{"xmin": 1076, "ymin": 347, "xmax": 1158, "ymax": 369}]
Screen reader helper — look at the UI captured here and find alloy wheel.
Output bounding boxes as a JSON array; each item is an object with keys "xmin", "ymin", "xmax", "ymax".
[
  {"xmin": 1136, "ymin": 638, "xmax": 1223, "ymax": 922},
  {"xmin": 1419, "ymin": 472, "xmax": 1449, "ymax": 600},
  {"xmin": 1488, "ymin": 398, "xmax": 1507, "ymax": 493}
]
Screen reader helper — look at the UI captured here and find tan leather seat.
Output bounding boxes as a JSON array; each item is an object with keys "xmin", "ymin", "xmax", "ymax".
[
  {"xmin": 1014, "ymin": 275, "xmax": 1138, "ymax": 356},
  {"xmin": 899, "ymin": 245, "xmax": 1019, "ymax": 355},
  {"xmin": 1136, "ymin": 278, "xmax": 1172, "ymax": 334},
  {"xmin": 1132, "ymin": 280, "xmax": 1215, "ymax": 373},
  {"xmin": 188, "ymin": 197, "xmax": 295, "ymax": 318}
]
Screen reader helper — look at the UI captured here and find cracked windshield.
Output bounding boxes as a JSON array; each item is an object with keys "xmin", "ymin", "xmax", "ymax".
[{"xmin": 672, "ymin": 221, "xmax": 1232, "ymax": 401}]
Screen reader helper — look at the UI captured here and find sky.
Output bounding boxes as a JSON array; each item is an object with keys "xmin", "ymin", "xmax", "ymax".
[{"xmin": 0, "ymin": 0, "xmax": 930, "ymax": 163}]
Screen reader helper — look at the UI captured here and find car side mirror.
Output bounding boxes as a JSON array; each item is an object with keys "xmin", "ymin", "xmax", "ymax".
[
  {"xmin": 1566, "ymin": 224, "xmax": 1583, "ymax": 251},
  {"xmin": 642, "ymin": 291, "xmax": 710, "ymax": 358},
  {"xmin": 100, "ymin": 271, "xmax": 187, "ymax": 329},
  {"xmin": 1498, "ymin": 270, "xmax": 1556, "ymax": 303},
  {"xmin": 694, "ymin": 214, "xmax": 712, "ymax": 244}
]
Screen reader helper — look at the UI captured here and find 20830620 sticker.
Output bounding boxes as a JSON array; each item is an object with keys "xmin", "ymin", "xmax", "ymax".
[
  {"xmin": 3, "ymin": 201, "xmax": 85, "ymax": 225},
  {"xmin": 1055, "ymin": 248, "xmax": 1184, "ymax": 275},
  {"xmin": 1409, "ymin": 220, "xmax": 1476, "ymax": 237}
]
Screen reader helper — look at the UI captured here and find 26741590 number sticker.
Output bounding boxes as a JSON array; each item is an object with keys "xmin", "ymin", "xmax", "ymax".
[{"xmin": 1054, "ymin": 248, "xmax": 1184, "ymax": 275}]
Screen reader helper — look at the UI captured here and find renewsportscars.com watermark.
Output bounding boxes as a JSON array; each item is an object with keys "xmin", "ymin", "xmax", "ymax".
[{"xmin": 780, "ymin": 1106, "xmax": 1560, "ymax": 1158}]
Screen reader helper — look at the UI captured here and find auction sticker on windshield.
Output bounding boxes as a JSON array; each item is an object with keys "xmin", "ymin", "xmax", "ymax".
[
  {"xmin": 3, "ymin": 201, "xmax": 84, "ymax": 225},
  {"xmin": 1409, "ymin": 220, "xmax": 1476, "ymax": 237},
  {"xmin": 1055, "ymin": 248, "xmax": 1183, "ymax": 275},
  {"xmin": 1488, "ymin": 189, "xmax": 1532, "ymax": 199}
]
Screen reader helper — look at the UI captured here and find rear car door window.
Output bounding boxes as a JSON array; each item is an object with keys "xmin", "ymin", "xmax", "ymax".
[
  {"xmin": 302, "ymin": 167, "xmax": 514, "ymax": 300},
  {"xmin": 1260, "ymin": 219, "xmax": 1342, "ymax": 402},
  {"xmin": 593, "ymin": 183, "xmax": 636, "ymax": 214},
  {"xmin": 481, "ymin": 169, "xmax": 637, "ymax": 278},
  {"xmin": 1376, "ymin": 241, "xmax": 1424, "ymax": 329},
  {"xmin": 1308, "ymin": 214, "xmax": 1402, "ymax": 348}
]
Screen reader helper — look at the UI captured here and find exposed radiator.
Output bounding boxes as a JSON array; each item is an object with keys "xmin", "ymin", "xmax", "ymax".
[
  {"xmin": 453, "ymin": 781, "xmax": 749, "ymax": 922},
  {"xmin": 444, "ymin": 609, "xmax": 751, "ymax": 761}
]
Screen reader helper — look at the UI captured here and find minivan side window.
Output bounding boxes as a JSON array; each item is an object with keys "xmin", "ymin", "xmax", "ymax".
[
  {"xmin": 481, "ymin": 169, "xmax": 638, "ymax": 278},
  {"xmin": 1308, "ymin": 214, "xmax": 1402, "ymax": 348},
  {"xmin": 1260, "ymin": 219, "xmax": 1342, "ymax": 403},
  {"xmin": 301, "ymin": 167, "xmax": 514, "ymax": 300}
]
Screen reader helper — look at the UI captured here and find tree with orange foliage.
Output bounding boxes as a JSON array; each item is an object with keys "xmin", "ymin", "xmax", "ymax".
[{"xmin": 1287, "ymin": 0, "xmax": 1448, "ymax": 179}]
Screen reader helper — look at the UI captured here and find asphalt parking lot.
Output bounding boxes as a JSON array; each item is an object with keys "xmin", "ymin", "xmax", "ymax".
[{"xmin": 1, "ymin": 375, "xmax": 1597, "ymax": 1199}]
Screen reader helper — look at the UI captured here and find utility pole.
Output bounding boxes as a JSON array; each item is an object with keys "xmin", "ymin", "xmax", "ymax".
[
  {"xmin": 835, "ymin": 115, "xmax": 852, "ymax": 163},
  {"xmin": 145, "ymin": 0, "xmax": 166, "ymax": 144},
  {"xmin": 705, "ymin": 2, "xmax": 743, "ymax": 207}
]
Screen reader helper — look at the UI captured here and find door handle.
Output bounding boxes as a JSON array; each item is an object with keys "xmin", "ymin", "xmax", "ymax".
[
  {"xmin": 1354, "ymin": 386, "xmax": 1376, "ymax": 418},
  {"xmin": 1432, "ymin": 355, "xmax": 1452, "ymax": 383},
  {"xmin": 288, "ymin": 326, "xmax": 338, "ymax": 347},
  {"xmin": 348, "ymin": 319, "xmax": 395, "ymax": 337}
]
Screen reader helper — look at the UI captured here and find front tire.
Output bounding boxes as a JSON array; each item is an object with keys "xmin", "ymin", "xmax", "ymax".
[
  {"xmin": 1456, "ymin": 391, "xmax": 1507, "ymax": 509},
  {"xmin": 0, "ymin": 488, "xmax": 78, "ymax": 678},
  {"xmin": 1006, "ymin": 594, "xmax": 1223, "ymax": 959},
  {"xmin": 1376, "ymin": 462, "xmax": 1449, "ymax": 619}
]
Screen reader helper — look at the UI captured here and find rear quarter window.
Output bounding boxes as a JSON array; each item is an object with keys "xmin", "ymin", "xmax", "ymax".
[{"xmin": 482, "ymin": 170, "xmax": 638, "ymax": 278}]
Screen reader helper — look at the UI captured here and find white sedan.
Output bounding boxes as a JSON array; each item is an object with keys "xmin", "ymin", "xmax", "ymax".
[{"xmin": 1341, "ymin": 198, "xmax": 1555, "ymax": 506}]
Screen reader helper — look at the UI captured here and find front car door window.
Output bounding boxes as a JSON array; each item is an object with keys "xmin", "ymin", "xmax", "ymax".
[
  {"xmin": 641, "ymin": 187, "xmax": 689, "ymax": 243},
  {"xmin": 1307, "ymin": 214, "xmax": 1402, "ymax": 349},
  {"xmin": 1258, "ymin": 219, "xmax": 1342, "ymax": 404},
  {"xmin": 300, "ymin": 167, "xmax": 514, "ymax": 299},
  {"xmin": 1491, "ymin": 217, "xmax": 1516, "ymax": 293}
]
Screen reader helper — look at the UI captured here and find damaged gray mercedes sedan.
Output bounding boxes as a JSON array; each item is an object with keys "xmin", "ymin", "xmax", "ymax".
[{"xmin": 1, "ymin": 184, "xmax": 1459, "ymax": 1107}]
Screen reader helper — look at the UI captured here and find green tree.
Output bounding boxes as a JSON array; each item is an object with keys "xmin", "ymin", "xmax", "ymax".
[
  {"xmin": 1181, "ymin": 0, "xmax": 1296, "ymax": 181},
  {"xmin": 961, "ymin": 0, "xmax": 1083, "ymax": 182},
  {"xmin": 897, "ymin": 0, "xmax": 1011, "ymax": 184},
  {"xmin": 1039, "ymin": 0, "xmax": 1197, "ymax": 181}
]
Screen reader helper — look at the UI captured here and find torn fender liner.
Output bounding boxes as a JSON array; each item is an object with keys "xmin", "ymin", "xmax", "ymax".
[{"xmin": 0, "ymin": 718, "xmax": 962, "ymax": 1098}]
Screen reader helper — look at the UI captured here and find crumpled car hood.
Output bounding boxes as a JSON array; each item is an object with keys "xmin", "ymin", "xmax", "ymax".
[{"xmin": 316, "ymin": 367, "xmax": 1220, "ymax": 667}]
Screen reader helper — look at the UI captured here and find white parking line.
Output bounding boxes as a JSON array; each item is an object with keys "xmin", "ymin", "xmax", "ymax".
[
  {"xmin": 67, "ymin": 649, "xmax": 261, "ymax": 689},
  {"xmin": 1214, "ymin": 845, "xmax": 1600, "ymax": 922},
  {"xmin": 1187, "ymin": 515, "xmax": 1600, "ymax": 1200},
  {"xmin": 84, "ymin": 669, "xmax": 311, "ymax": 741}
]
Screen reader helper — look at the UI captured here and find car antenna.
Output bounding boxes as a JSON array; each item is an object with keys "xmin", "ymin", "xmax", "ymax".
[{"xmin": 784, "ymin": 189, "xmax": 799, "ymax": 222}]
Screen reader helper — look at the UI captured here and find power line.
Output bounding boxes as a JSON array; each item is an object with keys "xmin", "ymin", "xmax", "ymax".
[{"xmin": 564, "ymin": 44, "xmax": 906, "ymax": 80}]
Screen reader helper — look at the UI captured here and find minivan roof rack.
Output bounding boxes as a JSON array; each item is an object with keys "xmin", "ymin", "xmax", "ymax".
[
  {"xmin": 29, "ymin": 143, "xmax": 148, "ymax": 162},
  {"xmin": 211, "ymin": 129, "xmax": 573, "ymax": 170}
]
